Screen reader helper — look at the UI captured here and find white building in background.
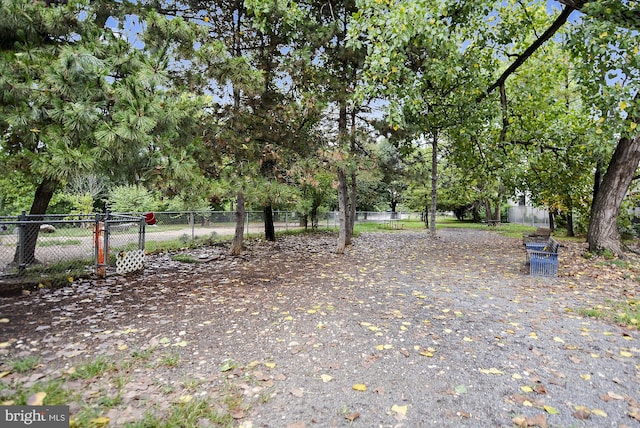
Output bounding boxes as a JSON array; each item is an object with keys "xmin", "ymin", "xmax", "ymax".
[{"xmin": 507, "ymin": 193, "xmax": 550, "ymax": 227}]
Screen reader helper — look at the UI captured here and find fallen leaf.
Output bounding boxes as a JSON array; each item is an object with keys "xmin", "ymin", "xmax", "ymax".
[
  {"xmin": 521, "ymin": 386, "xmax": 533, "ymax": 393},
  {"xmin": 629, "ymin": 405, "xmax": 640, "ymax": 421},
  {"xmin": 219, "ymin": 360, "xmax": 235, "ymax": 372},
  {"xmin": 479, "ymin": 367, "xmax": 504, "ymax": 375},
  {"xmin": 512, "ymin": 414, "xmax": 547, "ymax": 428},
  {"xmin": 0, "ymin": 371, "xmax": 10, "ymax": 378},
  {"xmin": 231, "ymin": 408, "xmax": 245, "ymax": 419},
  {"xmin": 264, "ymin": 362, "xmax": 276, "ymax": 368},
  {"xmin": 454, "ymin": 385, "xmax": 468, "ymax": 394},
  {"xmin": 290, "ymin": 388, "xmax": 304, "ymax": 397},
  {"xmin": 352, "ymin": 384, "xmax": 367, "ymax": 391},
  {"xmin": 391, "ymin": 404, "xmax": 408, "ymax": 417},
  {"xmin": 345, "ymin": 412, "xmax": 360, "ymax": 422},
  {"xmin": 620, "ymin": 350, "xmax": 632, "ymax": 358},
  {"xmin": 90, "ymin": 416, "xmax": 110, "ymax": 426},
  {"xmin": 606, "ymin": 391, "xmax": 624, "ymax": 400},
  {"xmin": 573, "ymin": 408, "xmax": 590, "ymax": 420},
  {"xmin": 591, "ymin": 409, "xmax": 607, "ymax": 417},
  {"xmin": 544, "ymin": 405, "xmax": 560, "ymax": 415},
  {"xmin": 26, "ymin": 392, "xmax": 46, "ymax": 406},
  {"xmin": 553, "ymin": 337, "xmax": 565, "ymax": 343},
  {"xmin": 534, "ymin": 384, "xmax": 547, "ymax": 394},
  {"xmin": 580, "ymin": 373, "xmax": 591, "ymax": 381},
  {"xmin": 178, "ymin": 395, "xmax": 193, "ymax": 403},
  {"xmin": 320, "ymin": 374, "xmax": 333, "ymax": 383},
  {"xmin": 0, "ymin": 318, "xmax": 8, "ymax": 323}
]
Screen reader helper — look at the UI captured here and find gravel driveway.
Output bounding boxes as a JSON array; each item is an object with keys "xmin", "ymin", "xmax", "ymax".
[{"xmin": 1, "ymin": 229, "xmax": 638, "ymax": 427}]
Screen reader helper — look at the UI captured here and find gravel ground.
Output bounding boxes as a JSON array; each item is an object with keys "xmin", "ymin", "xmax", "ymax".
[{"xmin": 1, "ymin": 229, "xmax": 639, "ymax": 427}]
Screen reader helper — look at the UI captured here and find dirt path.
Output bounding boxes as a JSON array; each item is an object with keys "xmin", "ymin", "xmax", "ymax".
[{"xmin": 1, "ymin": 229, "xmax": 639, "ymax": 427}]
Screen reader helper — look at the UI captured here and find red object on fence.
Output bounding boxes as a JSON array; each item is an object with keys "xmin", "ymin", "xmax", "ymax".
[{"xmin": 144, "ymin": 212, "xmax": 157, "ymax": 225}]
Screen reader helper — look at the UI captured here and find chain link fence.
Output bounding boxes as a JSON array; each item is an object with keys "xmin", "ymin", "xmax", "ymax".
[
  {"xmin": 0, "ymin": 210, "xmax": 425, "ymax": 291},
  {"xmin": 0, "ymin": 212, "xmax": 144, "ymax": 291}
]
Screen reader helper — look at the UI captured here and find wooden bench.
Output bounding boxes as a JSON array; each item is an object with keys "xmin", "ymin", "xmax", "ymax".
[{"xmin": 526, "ymin": 237, "xmax": 559, "ymax": 277}]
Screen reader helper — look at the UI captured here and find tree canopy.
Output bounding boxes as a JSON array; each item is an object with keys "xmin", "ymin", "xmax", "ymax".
[{"xmin": 1, "ymin": 0, "xmax": 639, "ymax": 257}]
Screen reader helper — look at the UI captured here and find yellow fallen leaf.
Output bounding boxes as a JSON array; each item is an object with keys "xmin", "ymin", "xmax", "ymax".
[
  {"xmin": 264, "ymin": 362, "xmax": 276, "ymax": 368},
  {"xmin": 0, "ymin": 318, "xmax": 8, "ymax": 323},
  {"xmin": 27, "ymin": 392, "xmax": 46, "ymax": 406},
  {"xmin": 521, "ymin": 386, "xmax": 533, "ymax": 393},
  {"xmin": 479, "ymin": 367, "xmax": 504, "ymax": 375},
  {"xmin": 0, "ymin": 371, "xmax": 10, "ymax": 378},
  {"xmin": 553, "ymin": 337, "xmax": 565, "ymax": 343},
  {"xmin": 1, "ymin": 400, "xmax": 15, "ymax": 405},
  {"xmin": 544, "ymin": 405, "xmax": 560, "ymax": 414},
  {"xmin": 283, "ymin": 316, "xmax": 293, "ymax": 321},
  {"xmin": 0, "ymin": 342, "xmax": 11, "ymax": 349},
  {"xmin": 352, "ymin": 383, "xmax": 367, "ymax": 391},
  {"xmin": 118, "ymin": 344, "xmax": 128, "ymax": 350},
  {"xmin": 321, "ymin": 374, "xmax": 333, "ymax": 383},
  {"xmin": 529, "ymin": 332, "xmax": 538, "ymax": 339},
  {"xmin": 512, "ymin": 373, "xmax": 523, "ymax": 380},
  {"xmin": 580, "ymin": 374, "xmax": 591, "ymax": 380},
  {"xmin": 247, "ymin": 361, "xmax": 261, "ymax": 368},
  {"xmin": 620, "ymin": 351, "xmax": 632, "ymax": 358},
  {"xmin": 179, "ymin": 395, "xmax": 193, "ymax": 403},
  {"xmin": 391, "ymin": 404, "xmax": 408, "ymax": 416},
  {"xmin": 592, "ymin": 409, "xmax": 607, "ymax": 417},
  {"xmin": 90, "ymin": 416, "xmax": 110, "ymax": 426},
  {"xmin": 463, "ymin": 337, "xmax": 473, "ymax": 342},
  {"xmin": 368, "ymin": 326, "xmax": 379, "ymax": 332}
]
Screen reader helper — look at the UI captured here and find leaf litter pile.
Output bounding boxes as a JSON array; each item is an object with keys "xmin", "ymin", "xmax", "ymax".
[{"xmin": 1, "ymin": 229, "xmax": 639, "ymax": 427}]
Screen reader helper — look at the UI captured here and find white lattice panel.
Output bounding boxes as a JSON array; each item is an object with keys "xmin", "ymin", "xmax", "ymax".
[{"xmin": 116, "ymin": 250, "xmax": 145, "ymax": 275}]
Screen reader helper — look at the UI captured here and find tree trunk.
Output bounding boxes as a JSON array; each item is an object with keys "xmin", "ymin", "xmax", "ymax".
[
  {"xmin": 587, "ymin": 133, "xmax": 640, "ymax": 256},
  {"xmin": 566, "ymin": 211, "xmax": 575, "ymax": 237},
  {"xmin": 336, "ymin": 169, "xmax": 349, "ymax": 254},
  {"xmin": 264, "ymin": 205, "xmax": 275, "ymax": 241},
  {"xmin": 423, "ymin": 206, "xmax": 429, "ymax": 228},
  {"xmin": 230, "ymin": 191, "xmax": 246, "ymax": 255},
  {"xmin": 429, "ymin": 131, "xmax": 438, "ymax": 235},
  {"xmin": 485, "ymin": 200, "xmax": 492, "ymax": 222},
  {"xmin": 13, "ymin": 178, "xmax": 57, "ymax": 266},
  {"xmin": 347, "ymin": 170, "xmax": 356, "ymax": 240},
  {"xmin": 548, "ymin": 210, "xmax": 555, "ymax": 231},
  {"xmin": 311, "ymin": 204, "xmax": 319, "ymax": 230}
]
